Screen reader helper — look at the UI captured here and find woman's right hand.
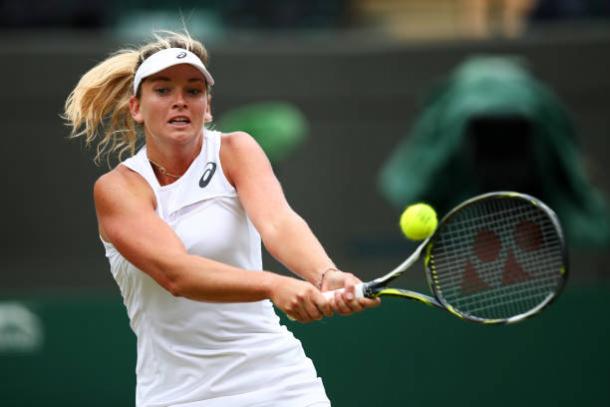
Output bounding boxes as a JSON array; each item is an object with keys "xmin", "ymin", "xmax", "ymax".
[{"xmin": 269, "ymin": 275, "xmax": 333, "ymax": 323}]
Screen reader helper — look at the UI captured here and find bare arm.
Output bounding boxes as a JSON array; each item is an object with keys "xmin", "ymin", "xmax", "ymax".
[
  {"xmin": 222, "ymin": 132, "xmax": 380, "ymax": 314},
  {"xmin": 222, "ymin": 132, "xmax": 335, "ymax": 285},
  {"xmin": 94, "ymin": 165, "xmax": 332, "ymax": 322}
]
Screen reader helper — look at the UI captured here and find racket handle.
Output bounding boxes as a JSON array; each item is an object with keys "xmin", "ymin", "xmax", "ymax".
[{"xmin": 322, "ymin": 283, "xmax": 365, "ymax": 300}]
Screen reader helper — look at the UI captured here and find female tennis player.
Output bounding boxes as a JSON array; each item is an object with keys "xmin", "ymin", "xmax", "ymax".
[{"xmin": 64, "ymin": 32, "xmax": 379, "ymax": 407}]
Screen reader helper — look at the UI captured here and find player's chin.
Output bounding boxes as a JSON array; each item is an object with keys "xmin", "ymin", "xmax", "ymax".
[{"xmin": 166, "ymin": 129, "xmax": 200, "ymax": 143}]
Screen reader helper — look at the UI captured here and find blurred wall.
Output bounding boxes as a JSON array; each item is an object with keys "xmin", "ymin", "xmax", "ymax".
[
  {"xmin": 0, "ymin": 30, "xmax": 608, "ymax": 292},
  {"xmin": 1, "ymin": 28, "xmax": 609, "ymax": 407}
]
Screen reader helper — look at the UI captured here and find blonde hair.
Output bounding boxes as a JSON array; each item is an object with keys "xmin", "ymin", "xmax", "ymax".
[{"xmin": 64, "ymin": 31, "xmax": 210, "ymax": 165}]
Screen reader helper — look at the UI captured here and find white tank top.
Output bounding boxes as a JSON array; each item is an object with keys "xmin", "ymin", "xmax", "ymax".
[{"xmin": 102, "ymin": 130, "xmax": 329, "ymax": 407}]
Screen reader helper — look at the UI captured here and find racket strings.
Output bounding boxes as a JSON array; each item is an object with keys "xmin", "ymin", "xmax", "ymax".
[
  {"xmin": 446, "ymin": 275, "xmax": 559, "ymax": 315},
  {"xmin": 429, "ymin": 197, "xmax": 563, "ymax": 321},
  {"xmin": 435, "ymin": 237, "xmax": 563, "ymax": 290}
]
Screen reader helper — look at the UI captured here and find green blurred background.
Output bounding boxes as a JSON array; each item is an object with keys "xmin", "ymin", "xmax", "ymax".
[{"xmin": 1, "ymin": 1, "xmax": 609, "ymax": 406}]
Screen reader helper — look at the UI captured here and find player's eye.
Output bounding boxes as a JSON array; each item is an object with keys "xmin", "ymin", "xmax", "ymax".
[
  {"xmin": 154, "ymin": 87, "xmax": 170, "ymax": 95},
  {"xmin": 187, "ymin": 88, "xmax": 203, "ymax": 96}
]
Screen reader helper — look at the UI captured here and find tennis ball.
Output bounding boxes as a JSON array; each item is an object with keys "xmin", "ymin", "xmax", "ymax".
[{"xmin": 399, "ymin": 203, "xmax": 438, "ymax": 241}]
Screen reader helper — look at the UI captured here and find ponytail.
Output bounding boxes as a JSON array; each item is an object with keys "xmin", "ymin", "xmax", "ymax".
[{"xmin": 64, "ymin": 50, "xmax": 139, "ymax": 165}]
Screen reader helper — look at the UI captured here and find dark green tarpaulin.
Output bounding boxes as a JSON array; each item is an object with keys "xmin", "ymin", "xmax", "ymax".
[{"xmin": 379, "ymin": 56, "xmax": 610, "ymax": 246}]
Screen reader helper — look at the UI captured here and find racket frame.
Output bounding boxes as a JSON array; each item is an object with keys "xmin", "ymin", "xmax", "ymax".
[
  {"xmin": 363, "ymin": 191, "xmax": 569, "ymax": 324},
  {"xmin": 361, "ymin": 238, "xmax": 444, "ymax": 310}
]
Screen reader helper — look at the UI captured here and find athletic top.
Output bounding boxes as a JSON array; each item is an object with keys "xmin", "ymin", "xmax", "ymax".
[{"xmin": 102, "ymin": 129, "xmax": 329, "ymax": 407}]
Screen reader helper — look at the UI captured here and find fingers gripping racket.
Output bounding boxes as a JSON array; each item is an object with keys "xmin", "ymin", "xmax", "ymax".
[{"xmin": 325, "ymin": 192, "xmax": 568, "ymax": 324}]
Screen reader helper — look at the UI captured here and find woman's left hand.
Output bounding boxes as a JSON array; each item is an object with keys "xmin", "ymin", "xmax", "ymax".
[{"xmin": 320, "ymin": 269, "xmax": 381, "ymax": 316}]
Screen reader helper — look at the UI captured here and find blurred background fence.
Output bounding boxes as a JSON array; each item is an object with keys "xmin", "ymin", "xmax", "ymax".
[{"xmin": 1, "ymin": 0, "xmax": 609, "ymax": 405}]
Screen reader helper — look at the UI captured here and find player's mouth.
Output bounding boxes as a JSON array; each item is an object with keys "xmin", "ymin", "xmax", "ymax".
[{"xmin": 168, "ymin": 116, "xmax": 191, "ymax": 128}]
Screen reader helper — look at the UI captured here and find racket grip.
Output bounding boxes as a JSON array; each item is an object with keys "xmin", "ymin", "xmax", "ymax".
[{"xmin": 322, "ymin": 283, "xmax": 365, "ymax": 300}]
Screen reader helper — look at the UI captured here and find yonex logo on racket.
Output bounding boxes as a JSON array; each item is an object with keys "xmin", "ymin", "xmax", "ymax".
[
  {"xmin": 461, "ymin": 219, "xmax": 545, "ymax": 295},
  {"xmin": 199, "ymin": 162, "xmax": 217, "ymax": 188},
  {"xmin": 176, "ymin": 51, "xmax": 187, "ymax": 59}
]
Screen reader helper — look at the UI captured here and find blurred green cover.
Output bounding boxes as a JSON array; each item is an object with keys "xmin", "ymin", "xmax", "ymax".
[{"xmin": 379, "ymin": 56, "xmax": 610, "ymax": 246}]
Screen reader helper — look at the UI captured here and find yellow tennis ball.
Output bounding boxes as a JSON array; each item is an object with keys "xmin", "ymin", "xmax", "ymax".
[{"xmin": 399, "ymin": 203, "xmax": 438, "ymax": 241}]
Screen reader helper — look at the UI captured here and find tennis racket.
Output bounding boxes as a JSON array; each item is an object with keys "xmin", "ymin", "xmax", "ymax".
[{"xmin": 325, "ymin": 192, "xmax": 567, "ymax": 324}]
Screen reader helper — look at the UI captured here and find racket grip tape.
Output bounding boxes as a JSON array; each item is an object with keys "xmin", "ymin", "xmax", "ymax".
[{"xmin": 322, "ymin": 283, "xmax": 365, "ymax": 300}]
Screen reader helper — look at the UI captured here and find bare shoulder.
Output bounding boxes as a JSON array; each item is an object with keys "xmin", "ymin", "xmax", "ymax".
[
  {"xmin": 94, "ymin": 165, "xmax": 155, "ymax": 212},
  {"xmin": 220, "ymin": 131, "xmax": 261, "ymax": 154},
  {"xmin": 220, "ymin": 131, "xmax": 270, "ymax": 184}
]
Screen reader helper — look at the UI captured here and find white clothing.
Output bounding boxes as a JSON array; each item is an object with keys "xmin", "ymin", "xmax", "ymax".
[{"xmin": 102, "ymin": 130, "xmax": 330, "ymax": 407}]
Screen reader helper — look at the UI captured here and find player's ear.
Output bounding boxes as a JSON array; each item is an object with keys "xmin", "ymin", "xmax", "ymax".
[{"xmin": 129, "ymin": 95, "xmax": 143, "ymax": 123}]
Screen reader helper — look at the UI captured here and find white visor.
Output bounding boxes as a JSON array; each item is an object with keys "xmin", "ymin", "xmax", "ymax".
[{"xmin": 133, "ymin": 48, "xmax": 215, "ymax": 94}]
